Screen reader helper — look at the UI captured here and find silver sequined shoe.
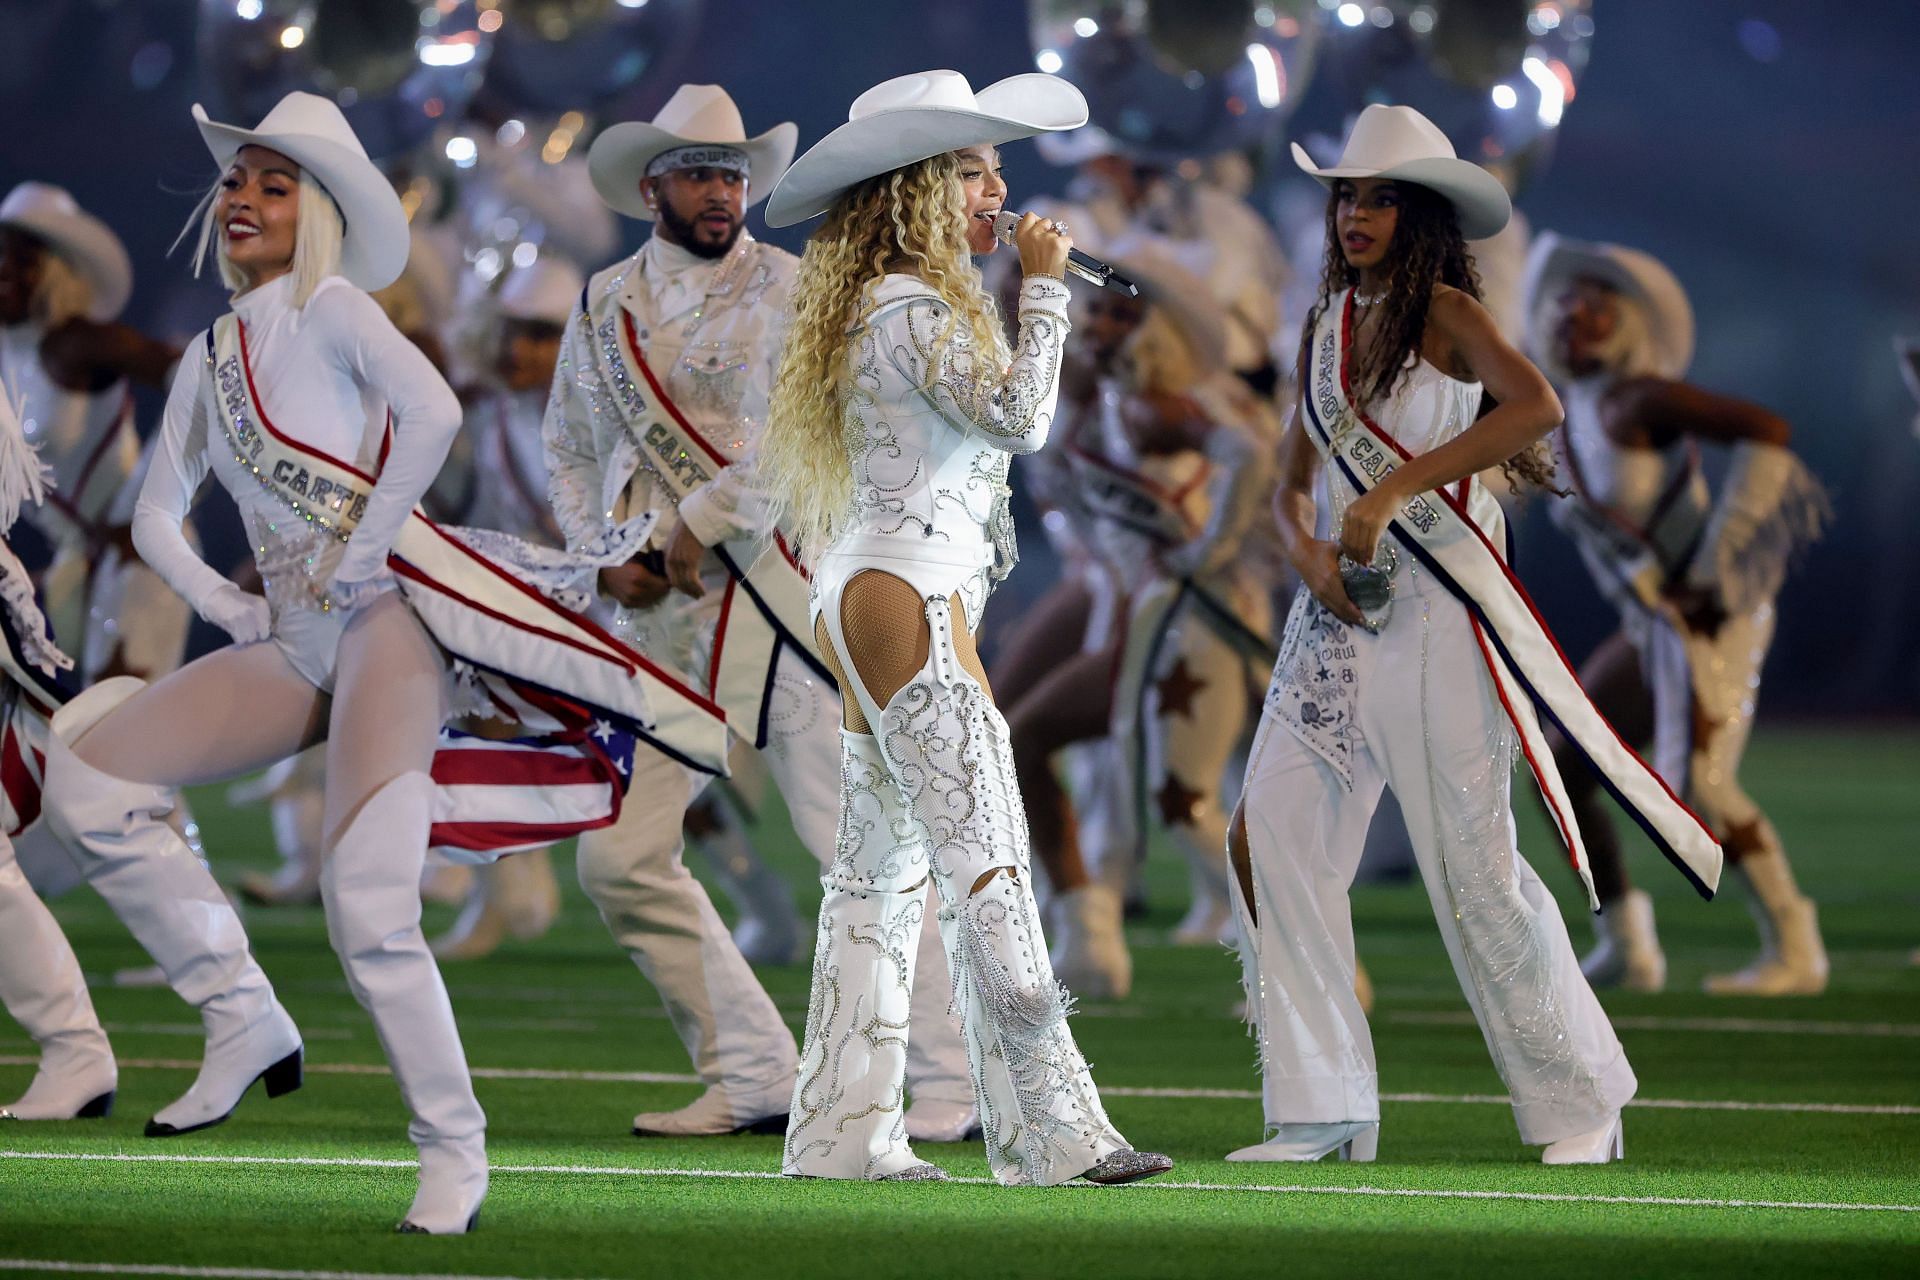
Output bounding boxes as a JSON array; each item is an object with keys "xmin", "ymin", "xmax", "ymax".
[
  {"xmin": 877, "ymin": 1162, "xmax": 951, "ymax": 1182},
  {"xmin": 1081, "ymin": 1149, "xmax": 1174, "ymax": 1184}
]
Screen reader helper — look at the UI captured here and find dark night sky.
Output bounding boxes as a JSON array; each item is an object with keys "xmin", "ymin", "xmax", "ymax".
[{"xmin": 3, "ymin": 0, "xmax": 1917, "ymax": 713}]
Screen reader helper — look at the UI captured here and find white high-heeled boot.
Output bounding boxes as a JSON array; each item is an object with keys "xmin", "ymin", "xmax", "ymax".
[
  {"xmin": 322, "ymin": 772, "xmax": 487, "ymax": 1234},
  {"xmin": 41, "ymin": 679, "xmax": 302, "ymax": 1136},
  {"xmin": 783, "ymin": 732, "xmax": 943, "ymax": 1182},
  {"xmin": 1227, "ymin": 1122, "xmax": 1379, "ymax": 1162},
  {"xmin": 871, "ymin": 624, "xmax": 1168, "ymax": 1188},
  {"xmin": 1542, "ymin": 1112, "xmax": 1624, "ymax": 1164},
  {"xmin": 0, "ymin": 838, "xmax": 117, "ymax": 1120}
]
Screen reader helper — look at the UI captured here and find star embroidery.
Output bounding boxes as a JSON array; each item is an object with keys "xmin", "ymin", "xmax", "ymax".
[
  {"xmin": 592, "ymin": 719, "xmax": 615, "ymax": 743},
  {"xmin": 1156, "ymin": 656, "xmax": 1208, "ymax": 719},
  {"xmin": 1155, "ymin": 773, "xmax": 1205, "ymax": 828}
]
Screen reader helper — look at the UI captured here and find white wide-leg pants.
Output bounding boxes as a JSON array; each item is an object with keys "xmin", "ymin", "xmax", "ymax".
[{"xmin": 1236, "ymin": 583, "xmax": 1636, "ymax": 1145}]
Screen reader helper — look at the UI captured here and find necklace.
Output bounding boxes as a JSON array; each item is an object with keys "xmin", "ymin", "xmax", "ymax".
[{"xmin": 1353, "ymin": 287, "xmax": 1389, "ymax": 307}]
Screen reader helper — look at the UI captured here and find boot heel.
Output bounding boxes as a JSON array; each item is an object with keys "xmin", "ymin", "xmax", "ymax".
[
  {"xmin": 262, "ymin": 1047, "xmax": 304, "ymax": 1098},
  {"xmin": 1339, "ymin": 1124, "xmax": 1379, "ymax": 1162},
  {"xmin": 76, "ymin": 1090, "xmax": 116, "ymax": 1119}
]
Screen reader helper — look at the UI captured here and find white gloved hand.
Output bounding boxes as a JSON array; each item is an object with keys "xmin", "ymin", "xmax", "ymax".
[{"xmin": 199, "ymin": 582, "xmax": 272, "ymax": 645}]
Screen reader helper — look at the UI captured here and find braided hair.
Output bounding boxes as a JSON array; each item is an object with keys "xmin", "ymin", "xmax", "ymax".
[{"xmin": 1300, "ymin": 179, "xmax": 1560, "ymax": 493}]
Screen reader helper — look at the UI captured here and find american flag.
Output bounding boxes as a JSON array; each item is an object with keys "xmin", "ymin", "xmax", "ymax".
[{"xmin": 429, "ymin": 718, "xmax": 639, "ymax": 861}]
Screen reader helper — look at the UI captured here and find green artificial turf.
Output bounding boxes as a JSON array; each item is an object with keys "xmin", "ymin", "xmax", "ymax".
[{"xmin": 1, "ymin": 727, "xmax": 1916, "ymax": 1278}]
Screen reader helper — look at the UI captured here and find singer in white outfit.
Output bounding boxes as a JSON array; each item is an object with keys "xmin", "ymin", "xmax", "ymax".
[
  {"xmin": 546, "ymin": 85, "xmax": 970, "ymax": 1140},
  {"xmin": 758, "ymin": 69, "xmax": 1172, "ymax": 1186},
  {"xmin": 1524, "ymin": 234, "xmax": 1828, "ymax": 996},
  {"xmin": 1227, "ymin": 106, "xmax": 1713, "ymax": 1167},
  {"xmin": 37, "ymin": 94, "xmax": 485, "ymax": 1233}
]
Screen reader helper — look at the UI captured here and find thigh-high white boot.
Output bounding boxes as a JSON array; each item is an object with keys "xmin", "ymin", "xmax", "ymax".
[
  {"xmin": 865, "ymin": 598, "xmax": 1165, "ymax": 1187},
  {"xmin": 41, "ymin": 679, "xmax": 303, "ymax": 1136},
  {"xmin": 783, "ymin": 730, "xmax": 941, "ymax": 1181},
  {"xmin": 0, "ymin": 831, "xmax": 116, "ymax": 1119},
  {"xmin": 323, "ymin": 771, "xmax": 488, "ymax": 1234}
]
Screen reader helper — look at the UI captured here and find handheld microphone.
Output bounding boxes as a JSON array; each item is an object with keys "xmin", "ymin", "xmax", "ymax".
[{"xmin": 982, "ymin": 210, "xmax": 1138, "ymax": 296}]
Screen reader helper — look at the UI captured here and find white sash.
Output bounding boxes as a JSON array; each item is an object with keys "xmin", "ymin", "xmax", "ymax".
[
  {"xmin": 1302, "ymin": 292, "xmax": 1721, "ymax": 906},
  {"xmin": 585, "ymin": 292, "xmax": 830, "ymax": 748},
  {"xmin": 209, "ymin": 317, "xmax": 731, "ymax": 777}
]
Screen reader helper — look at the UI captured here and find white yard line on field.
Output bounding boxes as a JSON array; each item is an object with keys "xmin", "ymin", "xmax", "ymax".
[
  {"xmin": 1, "ymin": 1151, "xmax": 1914, "ymax": 1215},
  {"xmin": 2, "ymin": 1056, "xmax": 1911, "ymax": 1116},
  {"xmin": 0, "ymin": 1262, "xmax": 610, "ymax": 1280},
  {"xmin": 1388, "ymin": 1010, "xmax": 1920, "ymax": 1038}
]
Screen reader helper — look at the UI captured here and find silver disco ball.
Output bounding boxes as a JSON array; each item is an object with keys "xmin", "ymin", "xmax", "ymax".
[
  {"xmin": 1308, "ymin": 0, "xmax": 1594, "ymax": 189},
  {"xmin": 480, "ymin": 0, "xmax": 704, "ymax": 114},
  {"xmin": 1029, "ymin": 0, "xmax": 1322, "ymax": 159},
  {"xmin": 195, "ymin": 0, "xmax": 493, "ymax": 160}
]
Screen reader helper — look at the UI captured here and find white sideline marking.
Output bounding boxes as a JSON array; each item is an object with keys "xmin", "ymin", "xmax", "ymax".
[
  {"xmin": 2, "ymin": 1151, "xmax": 1914, "ymax": 1215},
  {"xmin": 1389, "ymin": 1010, "xmax": 1920, "ymax": 1038},
  {"xmin": 100, "ymin": 1023, "xmax": 354, "ymax": 1042},
  {"xmin": 3, "ymin": 1056, "xmax": 1911, "ymax": 1116},
  {"xmin": 0, "ymin": 1056, "xmax": 701, "ymax": 1087},
  {"xmin": 1102, "ymin": 1087, "xmax": 1920, "ymax": 1117},
  {"xmin": 0, "ymin": 1263, "xmax": 607, "ymax": 1280}
]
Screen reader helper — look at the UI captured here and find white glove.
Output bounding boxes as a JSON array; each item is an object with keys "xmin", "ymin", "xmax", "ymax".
[{"xmin": 199, "ymin": 582, "xmax": 272, "ymax": 645}]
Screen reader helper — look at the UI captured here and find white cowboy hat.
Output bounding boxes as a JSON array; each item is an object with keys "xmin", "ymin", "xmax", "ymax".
[
  {"xmin": 497, "ymin": 256, "xmax": 584, "ymax": 327},
  {"xmin": 0, "ymin": 183, "xmax": 133, "ymax": 321},
  {"xmin": 1290, "ymin": 103, "xmax": 1511, "ymax": 241},
  {"xmin": 192, "ymin": 92, "xmax": 410, "ymax": 293},
  {"xmin": 765, "ymin": 70, "xmax": 1089, "ymax": 228},
  {"xmin": 1522, "ymin": 232, "xmax": 1695, "ymax": 379},
  {"xmin": 587, "ymin": 85, "xmax": 797, "ymax": 221}
]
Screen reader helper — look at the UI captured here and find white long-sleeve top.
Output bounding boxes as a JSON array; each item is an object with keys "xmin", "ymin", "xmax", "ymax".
[
  {"xmin": 833, "ymin": 273, "xmax": 1072, "ymax": 585},
  {"xmin": 542, "ymin": 234, "xmax": 794, "ymax": 679},
  {"xmin": 135, "ymin": 273, "xmax": 461, "ymax": 620}
]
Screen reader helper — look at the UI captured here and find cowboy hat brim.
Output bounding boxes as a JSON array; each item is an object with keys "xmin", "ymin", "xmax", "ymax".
[
  {"xmin": 1522, "ymin": 232, "xmax": 1695, "ymax": 379},
  {"xmin": 1290, "ymin": 142, "xmax": 1512, "ymax": 241},
  {"xmin": 765, "ymin": 74, "xmax": 1088, "ymax": 229},
  {"xmin": 0, "ymin": 202, "xmax": 132, "ymax": 322},
  {"xmin": 194, "ymin": 104, "xmax": 411, "ymax": 293},
  {"xmin": 588, "ymin": 121, "xmax": 799, "ymax": 220}
]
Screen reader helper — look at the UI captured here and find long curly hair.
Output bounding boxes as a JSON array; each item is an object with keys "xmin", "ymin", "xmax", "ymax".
[
  {"xmin": 761, "ymin": 152, "xmax": 1010, "ymax": 561},
  {"xmin": 1301, "ymin": 180, "xmax": 1558, "ymax": 493}
]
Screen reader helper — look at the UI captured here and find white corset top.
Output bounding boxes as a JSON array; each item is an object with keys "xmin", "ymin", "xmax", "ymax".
[{"xmin": 831, "ymin": 273, "xmax": 1072, "ymax": 583}]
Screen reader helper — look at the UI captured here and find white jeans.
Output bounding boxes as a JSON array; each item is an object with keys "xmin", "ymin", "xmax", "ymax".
[{"xmin": 1236, "ymin": 582, "xmax": 1636, "ymax": 1145}]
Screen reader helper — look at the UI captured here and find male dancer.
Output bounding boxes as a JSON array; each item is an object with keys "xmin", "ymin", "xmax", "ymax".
[{"xmin": 546, "ymin": 86, "xmax": 970, "ymax": 1139}]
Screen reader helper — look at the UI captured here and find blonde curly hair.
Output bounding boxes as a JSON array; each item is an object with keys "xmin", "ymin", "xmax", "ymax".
[{"xmin": 761, "ymin": 151, "xmax": 1010, "ymax": 562}]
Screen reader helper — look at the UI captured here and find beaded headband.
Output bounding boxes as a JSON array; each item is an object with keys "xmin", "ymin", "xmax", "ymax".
[{"xmin": 645, "ymin": 145, "xmax": 750, "ymax": 180}]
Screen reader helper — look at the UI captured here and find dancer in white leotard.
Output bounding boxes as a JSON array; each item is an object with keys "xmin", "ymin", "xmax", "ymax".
[{"xmin": 39, "ymin": 92, "xmax": 726, "ymax": 1233}]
